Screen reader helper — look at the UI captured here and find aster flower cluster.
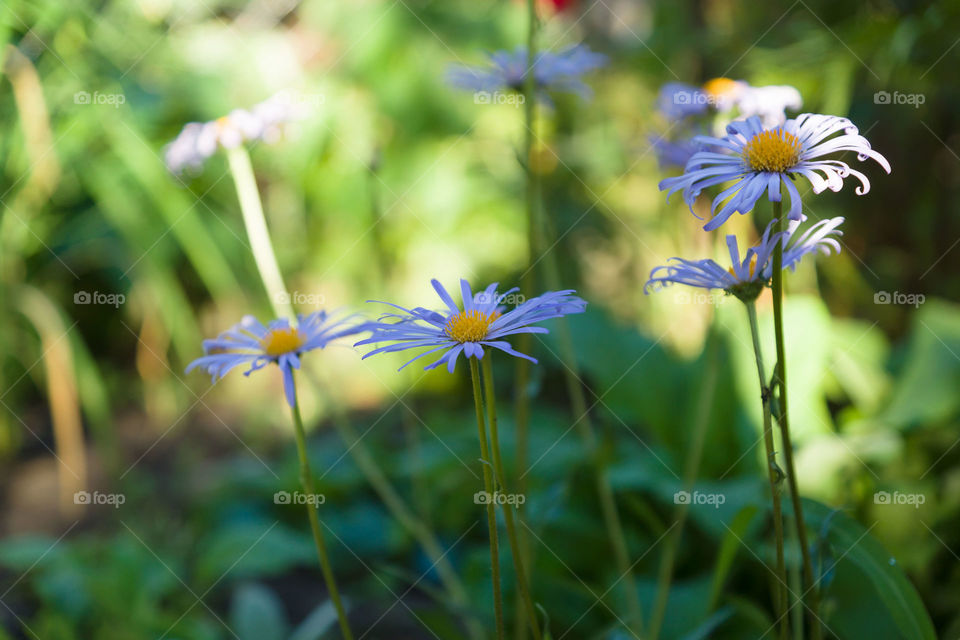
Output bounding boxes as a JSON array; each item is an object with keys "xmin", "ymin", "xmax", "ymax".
[
  {"xmin": 187, "ymin": 280, "xmax": 586, "ymax": 398},
  {"xmin": 165, "ymin": 91, "xmax": 310, "ymax": 174},
  {"xmin": 447, "ymin": 44, "xmax": 607, "ymax": 103},
  {"xmin": 648, "ymin": 88, "xmax": 889, "ymax": 301}
]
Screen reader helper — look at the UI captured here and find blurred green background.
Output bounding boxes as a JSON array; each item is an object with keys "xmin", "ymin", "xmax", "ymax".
[{"xmin": 1, "ymin": 0, "xmax": 959, "ymax": 638}]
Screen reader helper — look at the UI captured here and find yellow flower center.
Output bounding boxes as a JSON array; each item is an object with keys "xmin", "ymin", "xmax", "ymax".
[
  {"xmin": 260, "ymin": 327, "xmax": 305, "ymax": 357},
  {"xmin": 702, "ymin": 77, "xmax": 740, "ymax": 98},
  {"xmin": 742, "ymin": 129, "xmax": 802, "ymax": 173},
  {"xmin": 444, "ymin": 310, "xmax": 500, "ymax": 343},
  {"xmin": 729, "ymin": 256, "xmax": 759, "ymax": 281}
]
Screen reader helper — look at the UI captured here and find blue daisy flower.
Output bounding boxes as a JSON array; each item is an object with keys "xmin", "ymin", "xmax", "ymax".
[
  {"xmin": 357, "ymin": 279, "xmax": 586, "ymax": 373},
  {"xmin": 645, "ymin": 217, "xmax": 845, "ymax": 299},
  {"xmin": 660, "ymin": 114, "xmax": 890, "ymax": 231},
  {"xmin": 446, "ymin": 44, "xmax": 607, "ymax": 102},
  {"xmin": 186, "ymin": 311, "xmax": 364, "ymax": 407}
]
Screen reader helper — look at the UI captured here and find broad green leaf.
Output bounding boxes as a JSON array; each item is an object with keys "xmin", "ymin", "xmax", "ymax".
[
  {"xmin": 883, "ymin": 299, "xmax": 960, "ymax": 428},
  {"xmin": 804, "ymin": 500, "xmax": 936, "ymax": 640},
  {"xmin": 229, "ymin": 582, "xmax": 289, "ymax": 640}
]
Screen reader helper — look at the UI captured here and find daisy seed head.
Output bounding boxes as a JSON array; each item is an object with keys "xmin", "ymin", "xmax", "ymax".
[
  {"xmin": 445, "ymin": 310, "xmax": 501, "ymax": 343},
  {"xmin": 743, "ymin": 129, "xmax": 802, "ymax": 173},
  {"xmin": 260, "ymin": 327, "xmax": 305, "ymax": 357}
]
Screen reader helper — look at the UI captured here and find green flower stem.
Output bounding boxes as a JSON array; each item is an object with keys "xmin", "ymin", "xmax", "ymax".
[
  {"xmin": 225, "ymin": 145, "xmax": 293, "ymax": 320},
  {"xmin": 288, "ymin": 378, "xmax": 354, "ymax": 640},
  {"xmin": 517, "ymin": 3, "xmax": 636, "ymax": 632},
  {"xmin": 771, "ymin": 201, "xmax": 821, "ymax": 640},
  {"xmin": 648, "ymin": 337, "xmax": 719, "ymax": 640},
  {"xmin": 470, "ymin": 358, "xmax": 506, "ymax": 640},
  {"xmin": 482, "ymin": 356, "xmax": 543, "ymax": 640},
  {"xmin": 746, "ymin": 300, "xmax": 789, "ymax": 640},
  {"xmin": 514, "ymin": 6, "xmax": 541, "ymax": 635}
]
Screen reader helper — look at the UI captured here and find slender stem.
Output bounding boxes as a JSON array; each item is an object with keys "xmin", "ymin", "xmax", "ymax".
[
  {"xmin": 470, "ymin": 358, "xmax": 506, "ymax": 640},
  {"xmin": 771, "ymin": 201, "xmax": 820, "ymax": 639},
  {"xmin": 518, "ymin": 1, "xmax": 637, "ymax": 629},
  {"xmin": 225, "ymin": 145, "xmax": 293, "ymax": 320},
  {"xmin": 649, "ymin": 337, "xmax": 719, "ymax": 640},
  {"xmin": 746, "ymin": 301, "xmax": 789, "ymax": 640},
  {"xmin": 514, "ymin": 6, "xmax": 540, "ymax": 636},
  {"xmin": 482, "ymin": 356, "xmax": 543, "ymax": 640},
  {"xmin": 288, "ymin": 379, "xmax": 354, "ymax": 640}
]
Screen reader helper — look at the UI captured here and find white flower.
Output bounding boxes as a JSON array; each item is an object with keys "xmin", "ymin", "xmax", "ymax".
[
  {"xmin": 736, "ymin": 85, "xmax": 803, "ymax": 128},
  {"xmin": 164, "ymin": 91, "xmax": 309, "ymax": 174}
]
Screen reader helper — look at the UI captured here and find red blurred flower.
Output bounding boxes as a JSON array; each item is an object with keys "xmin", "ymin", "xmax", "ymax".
[{"xmin": 522, "ymin": 0, "xmax": 577, "ymax": 14}]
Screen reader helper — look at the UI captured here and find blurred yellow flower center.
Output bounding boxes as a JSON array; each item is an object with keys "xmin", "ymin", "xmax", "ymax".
[
  {"xmin": 260, "ymin": 327, "xmax": 305, "ymax": 356},
  {"xmin": 743, "ymin": 130, "xmax": 802, "ymax": 173},
  {"xmin": 702, "ymin": 77, "xmax": 740, "ymax": 98},
  {"xmin": 729, "ymin": 256, "xmax": 758, "ymax": 280},
  {"xmin": 445, "ymin": 310, "xmax": 500, "ymax": 343}
]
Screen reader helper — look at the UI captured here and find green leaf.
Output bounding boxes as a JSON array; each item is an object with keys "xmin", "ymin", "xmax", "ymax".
[
  {"xmin": 883, "ymin": 299, "xmax": 960, "ymax": 428},
  {"xmin": 804, "ymin": 500, "xmax": 936, "ymax": 640},
  {"xmin": 0, "ymin": 535, "xmax": 65, "ymax": 571},
  {"xmin": 708, "ymin": 505, "xmax": 759, "ymax": 611},
  {"xmin": 195, "ymin": 522, "xmax": 314, "ymax": 584},
  {"xmin": 289, "ymin": 601, "xmax": 340, "ymax": 640},
  {"xmin": 229, "ymin": 582, "xmax": 289, "ymax": 640}
]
